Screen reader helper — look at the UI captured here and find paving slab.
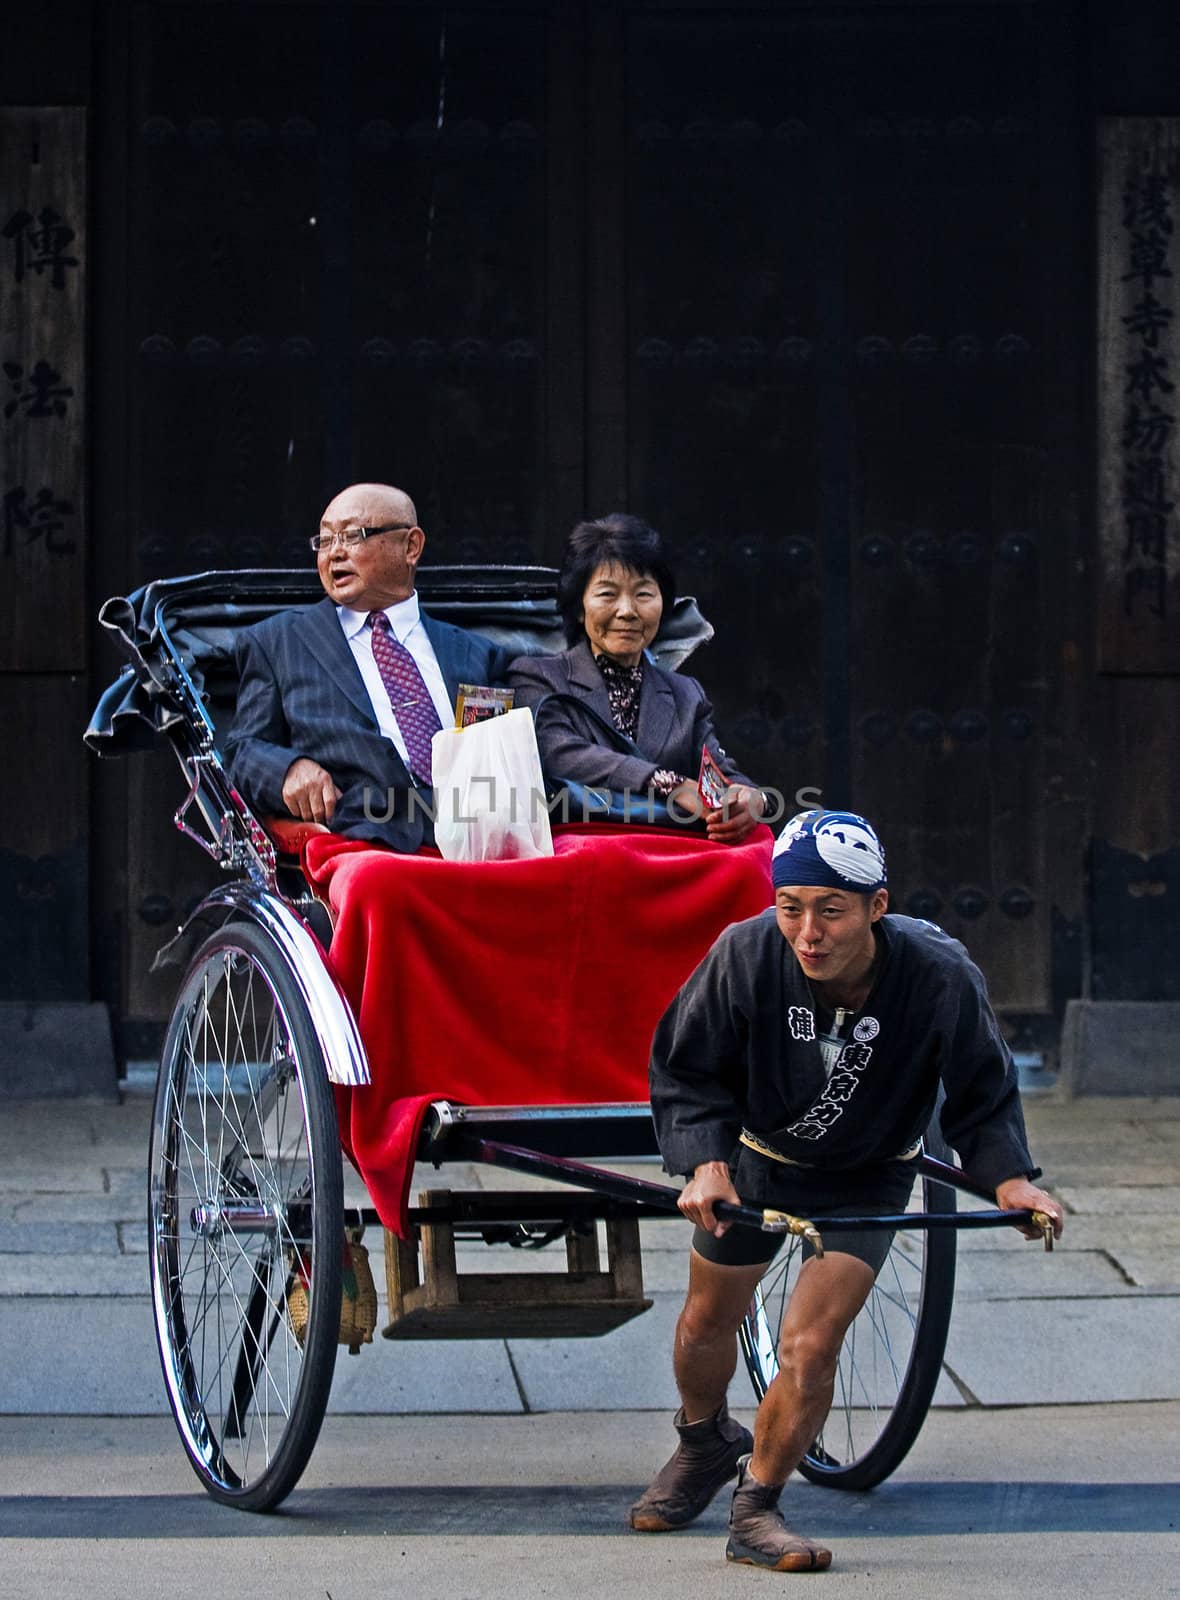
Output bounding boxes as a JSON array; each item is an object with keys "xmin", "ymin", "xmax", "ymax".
[
  {"xmin": 944, "ymin": 1294, "xmax": 1180, "ymax": 1403},
  {"xmin": 0, "ymin": 1254, "xmax": 148, "ymax": 1296},
  {"xmin": 101, "ymin": 1168, "xmax": 152, "ymax": 1204},
  {"xmin": 1057, "ymin": 1183, "xmax": 1180, "ymax": 1215},
  {"xmin": 6, "ymin": 1409, "xmax": 1177, "ymax": 1600},
  {"xmin": 3, "ymin": 1401, "xmax": 1178, "ymax": 1496},
  {"xmin": 118, "ymin": 1222, "xmax": 150, "ymax": 1255},
  {"xmin": 327, "ymin": 1334, "xmax": 524, "ymax": 1415},
  {"xmin": 0, "ymin": 1221, "xmax": 121, "ymax": 1256},
  {"xmin": 1099, "ymin": 1250, "xmax": 1180, "ymax": 1291},
  {"xmin": 956, "ymin": 1210, "xmax": 1177, "ymax": 1260},
  {"xmin": 1140, "ymin": 1119, "xmax": 1180, "ymax": 1149},
  {"xmin": 0, "ymin": 1165, "xmax": 110, "ymax": 1197},
  {"xmin": 1040, "ymin": 1154, "xmax": 1180, "ymax": 1186},
  {"xmin": 0, "ymin": 1299, "xmax": 165, "ymax": 1413},
  {"xmin": 7, "ymin": 1191, "xmax": 146, "ymax": 1224},
  {"xmin": 505, "ymin": 1291, "xmax": 683, "ymax": 1413},
  {"xmin": 0, "ymin": 1104, "xmax": 106, "ymax": 1157},
  {"xmin": 1, "ymin": 1527, "xmax": 1159, "ymax": 1600},
  {"xmin": 1025, "ymin": 1095, "xmax": 1180, "ymax": 1126},
  {"xmin": 629, "ymin": 1241, "xmax": 690, "ymax": 1292},
  {"xmin": 950, "ymin": 1248, "xmax": 1130, "ymax": 1298},
  {"xmin": 0, "ymin": 1297, "xmax": 528, "ymax": 1418},
  {"xmin": 84, "ymin": 1099, "xmax": 155, "ymax": 1137}
]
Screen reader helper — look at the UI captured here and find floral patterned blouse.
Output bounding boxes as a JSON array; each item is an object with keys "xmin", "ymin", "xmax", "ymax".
[{"xmin": 595, "ymin": 652, "xmax": 686, "ymax": 798}]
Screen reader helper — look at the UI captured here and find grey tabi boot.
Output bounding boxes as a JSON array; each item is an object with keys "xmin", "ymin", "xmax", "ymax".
[
  {"xmin": 725, "ymin": 1453, "xmax": 833, "ymax": 1571},
  {"xmin": 627, "ymin": 1403, "xmax": 754, "ymax": 1531}
]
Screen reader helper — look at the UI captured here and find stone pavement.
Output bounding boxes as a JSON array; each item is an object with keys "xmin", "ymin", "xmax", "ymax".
[
  {"xmin": 0, "ymin": 1081, "xmax": 1177, "ymax": 1416},
  {"xmin": 5, "ymin": 1404, "xmax": 1180, "ymax": 1600}
]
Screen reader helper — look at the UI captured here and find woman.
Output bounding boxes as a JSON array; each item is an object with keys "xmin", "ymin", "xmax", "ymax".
[{"xmin": 509, "ymin": 514, "xmax": 768, "ymax": 844}]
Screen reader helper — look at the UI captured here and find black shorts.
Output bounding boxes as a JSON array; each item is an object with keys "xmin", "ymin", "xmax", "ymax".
[{"xmin": 691, "ymin": 1150, "xmax": 918, "ymax": 1276}]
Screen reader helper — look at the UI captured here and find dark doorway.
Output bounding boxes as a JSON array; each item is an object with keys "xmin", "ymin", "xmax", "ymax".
[{"xmin": 94, "ymin": 1, "xmax": 1081, "ymax": 1040}]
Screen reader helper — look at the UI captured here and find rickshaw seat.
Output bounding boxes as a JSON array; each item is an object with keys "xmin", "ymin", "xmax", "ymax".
[
  {"xmin": 265, "ymin": 816, "xmax": 331, "ymax": 857},
  {"xmin": 88, "ymin": 565, "xmax": 716, "ymax": 765}
]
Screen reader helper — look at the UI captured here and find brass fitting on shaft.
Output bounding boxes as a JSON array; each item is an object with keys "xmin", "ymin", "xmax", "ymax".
[
  {"xmin": 761, "ymin": 1209, "xmax": 825, "ymax": 1259},
  {"xmin": 1031, "ymin": 1209, "xmax": 1055, "ymax": 1252}
]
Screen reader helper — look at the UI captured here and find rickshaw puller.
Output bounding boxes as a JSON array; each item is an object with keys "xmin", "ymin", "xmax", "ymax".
[{"xmin": 632, "ymin": 808, "xmax": 1064, "ymax": 1572}]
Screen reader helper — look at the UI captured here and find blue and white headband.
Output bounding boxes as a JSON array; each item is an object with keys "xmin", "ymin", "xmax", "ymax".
[{"xmin": 771, "ymin": 809, "xmax": 887, "ymax": 894}]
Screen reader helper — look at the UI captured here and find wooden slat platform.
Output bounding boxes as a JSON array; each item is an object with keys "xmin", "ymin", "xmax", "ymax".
[{"xmin": 383, "ymin": 1188, "xmax": 652, "ymax": 1341}]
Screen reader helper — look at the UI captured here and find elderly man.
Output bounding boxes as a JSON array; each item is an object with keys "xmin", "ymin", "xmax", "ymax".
[
  {"xmin": 225, "ymin": 483, "xmax": 510, "ymax": 850},
  {"xmin": 631, "ymin": 808, "xmax": 1064, "ymax": 1572}
]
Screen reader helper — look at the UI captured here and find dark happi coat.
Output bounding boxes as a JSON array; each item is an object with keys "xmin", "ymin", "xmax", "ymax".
[{"xmin": 650, "ymin": 910, "xmax": 1037, "ymax": 1193}]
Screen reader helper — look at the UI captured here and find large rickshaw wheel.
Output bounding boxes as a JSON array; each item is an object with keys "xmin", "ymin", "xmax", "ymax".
[
  {"xmin": 149, "ymin": 920, "xmax": 343, "ymax": 1511},
  {"xmin": 739, "ymin": 1167, "xmax": 957, "ymax": 1491}
]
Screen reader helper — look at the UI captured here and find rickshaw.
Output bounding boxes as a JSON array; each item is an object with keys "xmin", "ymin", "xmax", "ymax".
[{"xmin": 85, "ymin": 566, "xmax": 1050, "ymax": 1516}]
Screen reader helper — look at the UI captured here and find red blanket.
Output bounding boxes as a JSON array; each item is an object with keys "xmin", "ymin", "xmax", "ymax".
[{"xmin": 304, "ymin": 825, "xmax": 774, "ymax": 1234}]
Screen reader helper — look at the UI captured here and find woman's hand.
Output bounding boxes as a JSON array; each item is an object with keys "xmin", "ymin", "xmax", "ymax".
[
  {"xmin": 705, "ymin": 784, "xmax": 765, "ymax": 844},
  {"xmin": 678, "ymin": 1160, "xmax": 742, "ymax": 1237}
]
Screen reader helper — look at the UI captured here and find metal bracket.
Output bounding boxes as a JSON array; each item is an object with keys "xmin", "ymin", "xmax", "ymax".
[
  {"xmin": 762, "ymin": 1209, "xmax": 825, "ymax": 1258},
  {"xmin": 173, "ymin": 777, "xmax": 238, "ymax": 868},
  {"xmin": 1032, "ymin": 1209, "xmax": 1055, "ymax": 1252},
  {"xmin": 171, "ymin": 750, "xmax": 278, "ymax": 888}
]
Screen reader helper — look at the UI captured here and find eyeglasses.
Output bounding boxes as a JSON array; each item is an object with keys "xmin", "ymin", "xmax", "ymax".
[{"xmin": 309, "ymin": 522, "xmax": 413, "ymax": 553}]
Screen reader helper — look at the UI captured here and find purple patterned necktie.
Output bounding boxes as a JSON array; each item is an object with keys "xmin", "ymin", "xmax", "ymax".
[{"xmin": 368, "ymin": 612, "xmax": 443, "ymax": 784}]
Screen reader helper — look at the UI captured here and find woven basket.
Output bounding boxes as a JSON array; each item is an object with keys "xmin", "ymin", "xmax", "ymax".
[{"xmin": 288, "ymin": 1235, "xmax": 379, "ymax": 1356}]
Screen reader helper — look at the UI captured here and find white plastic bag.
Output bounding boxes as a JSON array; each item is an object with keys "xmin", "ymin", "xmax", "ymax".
[{"xmin": 431, "ymin": 707, "xmax": 555, "ymax": 863}]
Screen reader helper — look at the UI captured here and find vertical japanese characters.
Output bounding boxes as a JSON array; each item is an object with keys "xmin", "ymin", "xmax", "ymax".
[
  {"xmin": 1098, "ymin": 118, "xmax": 1180, "ymax": 673},
  {"xmin": 0, "ymin": 116, "xmax": 85, "ymax": 615},
  {"xmin": 1120, "ymin": 161, "xmax": 1174, "ymax": 624}
]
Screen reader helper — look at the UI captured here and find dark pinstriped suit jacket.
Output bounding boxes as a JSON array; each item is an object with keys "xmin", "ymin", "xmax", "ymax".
[{"xmin": 224, "ymin": 596, "xmax": 511, "ymax": 853}]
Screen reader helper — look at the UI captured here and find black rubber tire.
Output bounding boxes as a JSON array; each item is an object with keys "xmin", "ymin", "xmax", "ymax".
[
  {"xmin": 738, "ymin": 1168, "xmax": 957, "ymax": 1491},
  {"xmin": 149, "ymin": 920, "xmax": 343, "ymax": 1511}
]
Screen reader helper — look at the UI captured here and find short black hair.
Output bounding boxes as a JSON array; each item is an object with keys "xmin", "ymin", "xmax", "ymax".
[{"xmin": 556, "ymin": 514, "xmax": 677, "ymax": 647}]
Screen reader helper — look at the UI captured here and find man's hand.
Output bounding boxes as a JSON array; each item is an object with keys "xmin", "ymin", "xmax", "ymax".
[
  {"xmin": 995, "ymin": 1176, "xmax": 1065, "ymax": 1242},
  {"xmin": 281, "ymin": 757, "xmax": 342, "ymax": 823},
  {"xmin": 705, "ymin": 784, "xmax": 765, "ymax": 845},
  {"xmin": 678, "ymin": 1160, "xmax": 742, "ymax": 1237}
]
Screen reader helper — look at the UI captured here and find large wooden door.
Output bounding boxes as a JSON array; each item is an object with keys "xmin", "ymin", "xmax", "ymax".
[
  {"xmin": 96, "ymin": 0, "xmax": 1080, "ymax": 1040},
  {"xmin": 99, "ymin": 1, "xmax": 581, "ymax": 1035},
  {"xmin": 618, "ymin": 2, "xmax": 1080, "ymax": 1013}
]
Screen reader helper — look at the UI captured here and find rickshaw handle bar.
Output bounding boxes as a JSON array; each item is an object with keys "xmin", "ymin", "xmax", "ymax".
[
  {"xmin": 466, "ymin": 1137, "xmax": 1044, "ymax": 1243},
  {"xmin": 469, "ymin": 1137, "xmax": 770, "ymax": 1230},
  {"xmin": 915, "ymin": 1151, "xmax": 996, "ymax": 1203}
]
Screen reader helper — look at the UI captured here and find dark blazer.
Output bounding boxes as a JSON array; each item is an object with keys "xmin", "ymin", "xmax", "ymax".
[
  {"xmin": 225, "ymin": 596, "xmax": 511, "ymax": 852},
  {"xmin": 508, "ymin": 638, "xmax": 752, "ymax": 796}
]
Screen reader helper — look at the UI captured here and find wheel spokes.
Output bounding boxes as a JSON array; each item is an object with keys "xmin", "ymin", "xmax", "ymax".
[
  {"xmin": 161, "ymin": 947, "xmax": 318, "ymax": 1490},
  {"xmin": 744, "ymin": 1215, "xmax": 929, "ymax": 1473}
]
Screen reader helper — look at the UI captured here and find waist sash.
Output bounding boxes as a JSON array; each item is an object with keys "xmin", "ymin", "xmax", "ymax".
[{"xmin": 739, "ymin": 1128, "xmax": 922, "ymax": 1168}]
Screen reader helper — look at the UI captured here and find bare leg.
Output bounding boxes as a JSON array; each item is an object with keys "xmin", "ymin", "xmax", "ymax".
[
  {"xmin": 751, "ymin": 1250, "xmax": 875, "ymax": 1484},
  {"xmin": 674, "ymin": 1248, "xmax": 768, "ymax": 1421},
  {"xmin": 726, "ymin": 1250, "xmax": 875, "ymax": 1572},
  {"xmin": 627, "ymin": 1249, "xmax": 768, "ymax": 1531}
]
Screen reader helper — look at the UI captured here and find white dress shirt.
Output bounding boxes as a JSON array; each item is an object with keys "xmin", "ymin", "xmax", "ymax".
[{"xmin": 337, "ymin": 593, "xmax": 454, "ymax": 772}]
